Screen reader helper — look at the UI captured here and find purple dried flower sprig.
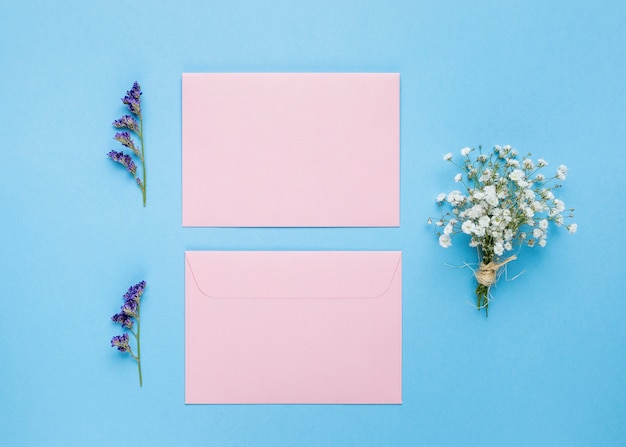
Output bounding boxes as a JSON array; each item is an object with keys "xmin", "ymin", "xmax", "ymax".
[
  {"xmin": 107, "ymin": 150, "xmax": 137, "ymax": 175},
  {"xmin": 111, "ymin": 280, "xmax": 146, "ymax": 386},
  {"xmin": 111, "ymin": 333, "xmax": 131, "ymax": 352},
  {"xmin": 114, "ymin": 131, "xmax": 140, "ymax": 157},
  {"xmin": 112, "ymin": 115, "xmax": 140, "ymax": 133},
  {"xmin": 107, "ymin": 82, "xmax": 146, "ymax": 206},
  {"xmin": 122, "ymin": 81, "xmax": 142, "ymax": 115}
]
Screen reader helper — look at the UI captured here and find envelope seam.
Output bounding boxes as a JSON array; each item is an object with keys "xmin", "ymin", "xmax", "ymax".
[{"xmin": 185, "ymin": 253, "xmax": 401, "ymax": 300}]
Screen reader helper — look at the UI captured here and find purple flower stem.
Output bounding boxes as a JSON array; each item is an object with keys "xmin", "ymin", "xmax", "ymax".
[
  {"xmin": 128, "ymin": 314, "xmax": 142, "ymax": 387},
  {"xmin": 136, "ymin": 313, "xmax": 142, "ymax": 387},
  {"xmin": 139, "ymin": 114, "xmax": 146, "ymax": 207}
]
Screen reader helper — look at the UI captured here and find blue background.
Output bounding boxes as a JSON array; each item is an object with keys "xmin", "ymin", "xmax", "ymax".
[{"xmin": 1, "ymin": 1, "xmax": 625, "ymax": 446}]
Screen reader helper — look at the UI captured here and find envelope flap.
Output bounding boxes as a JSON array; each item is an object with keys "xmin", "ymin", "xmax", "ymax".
[{"xmin": 185, "ymin": 251, "xmax": 401, "ymax": 300}]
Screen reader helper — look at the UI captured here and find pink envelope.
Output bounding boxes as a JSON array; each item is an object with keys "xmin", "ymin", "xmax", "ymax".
[
  {"xmin": 185, "ymin": 251, "xmax": 402, "ymax": 404},
  {"xmin": 182, "ymin": 73, "xmax": 399, "ymax": 227}
]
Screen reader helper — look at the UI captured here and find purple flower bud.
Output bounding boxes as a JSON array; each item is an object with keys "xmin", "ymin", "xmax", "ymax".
[
  {"xmin": 107, "ymin": 150, "xmax": 137, "ymax": 175},
  {"xmin": 123, "ymin": 280, "xmax": 146, "ymax": 303},
  {"xmin": 112, "ymin": 115, "xmax": 140, "ymax": 133},
  {"xmin": 111, "ymin": 312, "xmax": 134, "ymax": 329},
  {"xmin": 128, "ymin": 82, "xmax": 141, "ymax": 100},
  {"xmin": 121, "ymin": 300, "xmax": 139, "ymax": 318},
  {"xmin": 122, "ymin": 82, "xmax": 142, "ymax": 116},
  {"xmin": 111, "ymin": 333, "xmax": 130, "ymax": 352},
  {"xmin": 123, "ymin": 97, "xmax": 141, "ymax": 115},
  {"xmin": 114, "ymin": 131, "xmax": 140, "ymax": 157}
]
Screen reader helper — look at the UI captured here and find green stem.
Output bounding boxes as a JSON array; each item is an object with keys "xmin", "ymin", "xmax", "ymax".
[
  {"xmin": 140, "ymin": 115, "xmax": 146, "ymax": 207},
  {"xmin": 475, "ymin": 247, "xmax": 492, "ymax": 317},
  {"xmin": 475, "ymin": 284, "xmax": 489, "ymax": 317},
  {"xmin": 136, "ymin": 309, "xmax": 142, "ymax": 387}
]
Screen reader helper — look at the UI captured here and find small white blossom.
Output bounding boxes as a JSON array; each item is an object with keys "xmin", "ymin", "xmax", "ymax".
[
  {"xmin": 443, "ymin": 152, "xmax": 452, "ymax": 161},
  {"xmin": 524, "ymin": 206, "xmax": 535, "ymax": 218},
  {"xmin": 478, "ymin": 215, "xmax": 490, "ymax": 228},
  {"xmin": 468, "ymin": 204, "xmax": 484, "ymax": 219},
  {"xmin": 509, "ymin": 169, "xmax": 525, "ymax": 183},
  {"xmin": 553, "ymin": 199, "xmax": 565, "ymax": 213},
  {"xmin": 494, "ymin": 242, "xmax": 504, "ymax": 256},
  {"xmin": 539, "ymin": 219, "xmax": 548, "ymax": 229},
  {"xmin": 537, "ymin": 158, "xmax": 548, "ymax": 167},
  {"xmin": 454, "ymin": 173, "xmax": 462, "ymax": 182},
  {"xmin": 461, "ymin": 147, "xmax": 471, "ymax": 156},
  {"xmin": 568, "ymin": 223, "xmax": 578, "ymax": 234},
  {"xmin": 436, "ymin": 193, "xmax": 446, "ymax": 203},
  {"xmin": 439, "ymin": 233, "xmax": 452, "ymax": 248},
  {"xmin": 541, "ymin": 189, "xmax": 554, "ymax": 200},
  {"xmin": 538, "ymin": 239, "xmax": 547, "ymax": 247},
  {"xmin": 447, "ymin": 190, "xmax": 465, "ymax": 206},
  {"xmin": 506, "ymin": 158, "xmax": 520, "ymax": 168},
  {"xmin": 533, "ymin": 228, "xmax": 543, "ymax": 239},
  {"xmin": 461, "ymin": 220, "xmax": 475, "ymax": 234},
  {"xmin": 473, "ymin": 225, "xmax": 486, "ymax": 237},
  {"xmin": 483, "ymin": 185, "xmax": 499, "ymax": 206}
]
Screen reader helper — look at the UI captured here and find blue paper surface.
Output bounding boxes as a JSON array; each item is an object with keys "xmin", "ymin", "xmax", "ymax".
[{"xmin": 1, "ymin": 1, "xmax": 625, "ymax": 446}]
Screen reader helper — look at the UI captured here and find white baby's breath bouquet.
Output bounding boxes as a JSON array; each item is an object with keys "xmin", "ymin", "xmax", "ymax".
[{"xmin": 429, "ymin": 145, "xmax": 576, "ymax": 316}]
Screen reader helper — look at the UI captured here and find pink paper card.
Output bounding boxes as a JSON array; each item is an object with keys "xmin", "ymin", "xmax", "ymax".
[{"xmin": 182, "ymin": 73, "xmax": 399, "ymax": 227}]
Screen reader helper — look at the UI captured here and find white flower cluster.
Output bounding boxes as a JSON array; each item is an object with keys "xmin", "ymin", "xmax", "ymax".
[{"xmin": 431, "ymin": 145, "xmax": 576, "ymax": 261}]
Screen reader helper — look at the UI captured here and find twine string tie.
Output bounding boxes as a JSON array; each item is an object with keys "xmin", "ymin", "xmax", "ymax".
[{"xmin": 475, "ymin": 255, "xmax": 517, "ymax": 287}]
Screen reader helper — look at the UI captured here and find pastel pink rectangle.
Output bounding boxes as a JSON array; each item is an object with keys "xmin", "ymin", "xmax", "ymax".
[
  {"xmin": 182, "ymin": 73, "xmax": 400, "ymax": 227},
  {"xmin": 185, "ymin": 251, "xmax": 402, "ymax": 404}
]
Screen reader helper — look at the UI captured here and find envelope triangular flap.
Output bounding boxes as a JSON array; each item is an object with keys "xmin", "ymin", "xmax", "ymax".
[{"xmin": 185, "ymin": 251, "xmax": 401, "ymax": 300}]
